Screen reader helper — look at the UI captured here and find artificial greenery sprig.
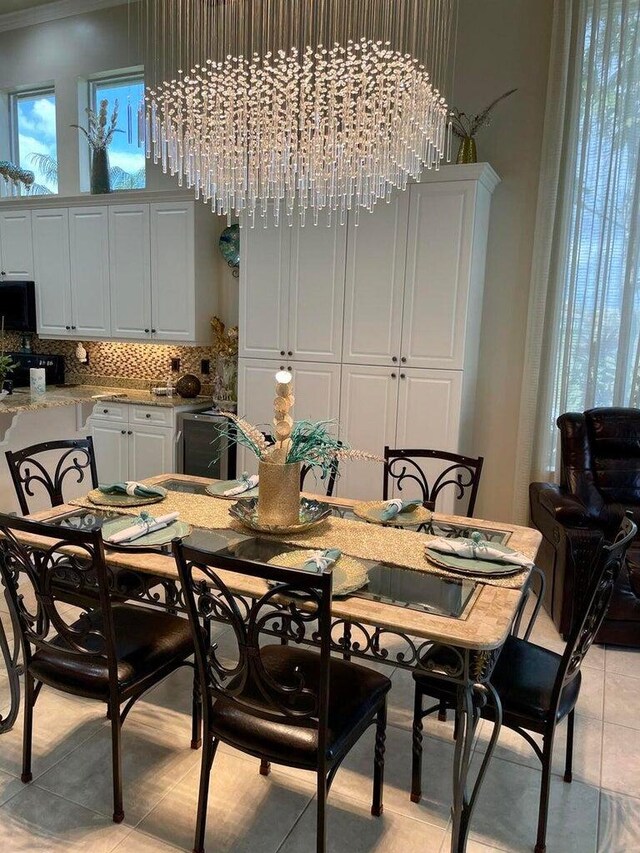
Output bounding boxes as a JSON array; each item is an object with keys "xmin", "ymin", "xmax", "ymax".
[
  {"xmin": 71, "ymin": 99, "xmax": 123, "ymax": 151},
  {"xmin": 449, "ymin": 88, "xmax": 517, "ymax": 140}
]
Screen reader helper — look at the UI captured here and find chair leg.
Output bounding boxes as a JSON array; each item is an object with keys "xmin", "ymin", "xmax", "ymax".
[
  {"xmin": 372, "ymin": 703, "xmax": 386, "ymax": 817},
  {"xmin": 316, "ymin": 772, "xmax": 328, "ymax": 853},
  {"xmin": 110, "ymin": 700, "xmax": 124, "ymax": 823},
  {"xmin": 191, "ymin": 673, "xmax": 202, "ymax": 750},
  {"xmin": 535, "ymin": 731, "xmax": 555, "ymax": 853},
  {"xmin": 259, "ymin": 759, "xmax": 271, "ymax": 776},
  {"xmin": 194, "ymin": 737, "xmax": 219, "ymax": 853},
  {"xmin": 21, "ymin": 673, "xmax": 34, "ymax": 783},
  {"xmin": 564, "ymin": 710, "xmax": 575, "ymax": 783},
  {"xmin": 410, "ymin": 687, "xmax": 423, "ymax": 804},
  {"xmin": 437, "ymin": 698, "xmax": 447, "ymax": 723}
]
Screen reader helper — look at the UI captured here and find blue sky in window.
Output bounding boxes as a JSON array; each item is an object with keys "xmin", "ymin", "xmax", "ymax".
[
  {"xmin": 94, "ymin": 79, "xmax": 145, "ymax": 187},
  {"xmin": 16, "ymin": 93, "xmax": 58, "ymax": 194}
]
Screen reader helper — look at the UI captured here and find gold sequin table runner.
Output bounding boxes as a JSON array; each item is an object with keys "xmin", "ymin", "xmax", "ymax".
[{"xmin": 71, "ymin": 490, "xmax": 530, "ymax": 590}]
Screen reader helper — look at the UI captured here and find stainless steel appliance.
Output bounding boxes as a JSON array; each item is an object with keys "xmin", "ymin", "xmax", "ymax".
[{"xmin": 177, "ymin": 410, "xmax": 237, "ymax": 479}]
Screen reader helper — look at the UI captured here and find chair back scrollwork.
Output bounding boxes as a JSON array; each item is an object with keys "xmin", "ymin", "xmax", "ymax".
[
  {"xmin": 5, "ymin": 438, "xmax": 99, "ymax": 516},
  {"xmin": 383, "ymin": 447, "xmax": 484, "ymax": 517},
  {"xmin": 0, "ymin": 514, "xmax": 117, "ymax": 677},
  {"xmin": 174, "ymin": 542, "xmax": 333, "ymax": 729}
]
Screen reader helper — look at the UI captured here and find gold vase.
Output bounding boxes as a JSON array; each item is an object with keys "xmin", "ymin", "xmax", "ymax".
[
  {"xmin": 456, "ymin": 136, "xmax": 478, "ymax": 165},
  {"xmin": 258, "ymin": 459, "xmax": 301, "ymax": 527}
]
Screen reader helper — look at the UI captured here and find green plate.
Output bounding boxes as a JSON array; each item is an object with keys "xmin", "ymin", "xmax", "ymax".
[
  {"xmin": 354, "ymin": 500, "xmax": 432, "ymax": 527},
  {"xmin": 425, "ymin": 544, "xmax": 524, "ymax": 577},
  {"xmin": 101, "ymin": 517, "xmax": 191, "ymax": 548},
  {"xmin": 205, "ymin": 480, "xmax": 259, "ymax": 500},
  {"xmin": 88, "ymin": 487, "xmax": 167, "ymax": 508}
]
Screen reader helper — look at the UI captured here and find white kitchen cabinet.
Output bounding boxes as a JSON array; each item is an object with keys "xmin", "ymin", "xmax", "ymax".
[
  {"xmin": 239, "ymin": 218, "xmax": 346, "ymax": 362},
  {"xmin": 0, "ymin": 211, "xmax": 34, "ymax": 279},
  {"xmin": 91, "ymin": 420, "xmax": 129, "ymax": 482},
  {"xmin": 237, "ymin": 358, "xmax": 342, "ymax": 476},
  {"xmin": 69, "ymin": 207, "xmax": 111, "ymax": 336},
  {"xmin": 109, "ymin": 204, "xmax": 151, "ymax": 339},
  {"xmin": 342, "ymin": 195, "xmax": 408, "ymax": 366},
  {"xmin": 129, "ymin": 424, "xmax": 175, "ymax": 481},
  {"xmin": 32, "ymin": 208, "xmax": 72, "ymax": 337},
  {"xmin": 150, "ymin": 202, "xmax": 195, "ymax": 341}
]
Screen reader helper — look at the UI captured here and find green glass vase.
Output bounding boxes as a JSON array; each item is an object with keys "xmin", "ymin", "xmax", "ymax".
[
  {"xmin": 456, "ymin": 137, "xmax": 478, "ymax": 165},
  {"xmin": 90, "ymin": 147, "xmax": 111, "ymax": 194}
]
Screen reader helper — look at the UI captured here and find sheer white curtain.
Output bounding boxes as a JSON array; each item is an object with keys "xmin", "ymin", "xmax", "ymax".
[{"xmin": 514, "ymin": 0, "xmax": 640, "ymax": 522}]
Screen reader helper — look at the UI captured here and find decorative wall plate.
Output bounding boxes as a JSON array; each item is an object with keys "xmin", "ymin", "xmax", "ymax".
[
  {"xmin": 267, "ymin": 549, "xmax": 369, "ymax": 597},
  {"xmin": 229, "ymin": 496, "xmax": 331, "ymax": 534},
  {"xmin": 353, "ymin": 500, "xmax": 432, "ymax": 527},
  {"xmin": 87, "ymin": 488, "xmax": 167, "ymax": 508}
]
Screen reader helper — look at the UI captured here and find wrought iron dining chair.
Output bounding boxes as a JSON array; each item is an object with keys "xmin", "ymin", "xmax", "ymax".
[
  {"xmin": 261, "ymin": 431, "xmax": 341, "ymax": 497},
  {"xmin": 173, "ymin": 540, "xmax": 391, "ymax": 853},
  {"xmin": 383, "ymin": 447, "xmax": 484, "ymax": 516},
  {"xmin": 0, "ymin": 513, "xmax": 201, "ymax": 823},
  {"xmin": 410, "ymin": 514, "xmax": 636, "ymax": 853}
]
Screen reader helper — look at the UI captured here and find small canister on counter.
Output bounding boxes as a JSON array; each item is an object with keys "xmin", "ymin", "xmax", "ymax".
[{"xmin": 29, "ymin": 368, "xmax": 46, "ymax": 396}]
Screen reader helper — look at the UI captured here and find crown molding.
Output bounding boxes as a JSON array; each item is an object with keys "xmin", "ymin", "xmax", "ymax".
[{"xmin": 0, "ymin": 0, "xmax": 133, "ymax": 34}]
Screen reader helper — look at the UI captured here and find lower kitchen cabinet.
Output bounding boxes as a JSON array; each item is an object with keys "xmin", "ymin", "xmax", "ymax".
[{"xmin": 91, "ymin": 419, "xmax": 175, "ymax": 482}]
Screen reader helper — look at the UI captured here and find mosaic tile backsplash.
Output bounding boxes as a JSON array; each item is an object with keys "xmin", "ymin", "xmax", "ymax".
[{"xmin": 2, "ymin": 333, "xmax": 218, "ymax": 395}]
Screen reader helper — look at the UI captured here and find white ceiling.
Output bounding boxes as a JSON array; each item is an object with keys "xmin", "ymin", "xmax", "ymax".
[{"xmin": 0, "ymin": 0, "xmax": 56, "ymax": 14}]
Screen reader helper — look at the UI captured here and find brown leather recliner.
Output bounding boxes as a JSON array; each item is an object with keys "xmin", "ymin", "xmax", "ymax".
[{"xmin": 530, "ymin": 407, "xmax": 640, "ymax": 646}]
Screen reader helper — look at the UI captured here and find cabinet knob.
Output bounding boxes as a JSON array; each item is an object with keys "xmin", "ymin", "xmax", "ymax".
[
  {"xmin": 121, "ymin": 429, "xmax": 126, "ymax": 435},
  {"xmin": 392, "ymin": 356, "xmax": 398, "ymax": 363},
  {"xmin": 103, "ymin": 409, "xmax": 109, "ymax": 414},
  {"xmin": 401, "ymin": 356, "xmax": 407, "ymax": 363},
  {"xmin": 287, "ymin": 350, "xmax": 293, "ymax": 357},
  {"xmin": 128, "ymin": 430, "xmax": 133, "ymax": 435},
  {"xmin": 71, "ymin": 326, "xmax": 76, "ymax": 330},
  {"xmin": 65, "ymin": 325, "xmax": 71, "ymax": 330},
  {"xmin": 400, "ymin": 373, "xmax": 406, "ymax": 379},
  {"xmin": 391, "ymin": 372, "xmax": 397, "ymax": 379},
  {"xmin": 280, "ymin": 350, "xmax": 285, "ymax": 356},
  {"xmin": 280, "ymin": 365, "xmax": 284, "ymax": 370},
  {"xmin": 144, "ymin": 328, "xmax": 150, "ymax": 334},
  {"xmin": 145, "ymin": 413, "xmax": 151, "ymax": 419},
  {"xmin": 151, "ymin": 328, "xmax": 157, "ymax": 333}
]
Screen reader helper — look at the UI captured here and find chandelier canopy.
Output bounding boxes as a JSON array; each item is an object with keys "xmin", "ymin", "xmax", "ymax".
[{"xmin": 137, "ymin": 0, "xmax": 456, "ymax": 226}]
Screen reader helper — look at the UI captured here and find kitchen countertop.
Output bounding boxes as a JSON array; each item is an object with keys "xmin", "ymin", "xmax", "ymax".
[{"xmin": 0, "ymin": 385, "xmax": 212, "ymax": 415}]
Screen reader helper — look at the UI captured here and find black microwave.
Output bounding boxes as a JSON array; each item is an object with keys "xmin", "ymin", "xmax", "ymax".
[{"xmin": 0, "ymin": 280, "xmax": 37, "ymax": 332}]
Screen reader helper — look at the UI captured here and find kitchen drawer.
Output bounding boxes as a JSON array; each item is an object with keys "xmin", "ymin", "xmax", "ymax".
[
  {"xmin": 131, "ymin": 405, "xmax": 173, "ymax": 427},
  {"xmin": 91, "ymin": 402, "xmax": 127, "ymax": 422}
]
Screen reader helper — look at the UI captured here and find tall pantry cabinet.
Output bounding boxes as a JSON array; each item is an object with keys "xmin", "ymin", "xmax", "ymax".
[{"xmin": 238, "ymin": 164, "xmax": 500, "ymax": 498}]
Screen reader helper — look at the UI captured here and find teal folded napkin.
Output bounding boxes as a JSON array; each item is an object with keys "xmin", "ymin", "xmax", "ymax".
[
  {"xmin": 99, "ymin": 481, "xmax": 166, "ymax": 498},
  {"xmin": 381, "ymin": 498, "xmax": 423, "ymax": 521},
  {"xmin": 301, "ymin": 548, "xmax": 342, "ymax": 573}
]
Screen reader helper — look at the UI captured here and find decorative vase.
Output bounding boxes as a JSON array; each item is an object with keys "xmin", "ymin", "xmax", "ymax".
[
  {"xmin": 91, "ymin": 147, "xmax": 111, "ymax": 194},
  {"xmin": 456, "ymin": 136, "xmax": 478, "ymax": 165},
  {"xmin": 258, "ymin": 459, "xmax": 301, "ymax": 527},
  {"xmin": 176, "ymin": 373, "xmax": 202, "ymax": 398}
]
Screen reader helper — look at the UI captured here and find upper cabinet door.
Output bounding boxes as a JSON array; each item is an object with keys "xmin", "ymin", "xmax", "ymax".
[
  {"xmin": 338, "ymin": 364, "xmax": 399, "ymax": 501},
  {"xmin": 289, "ymin": 221, "xmax": 346, "ymax": 362},
  {"xmin": 69, "ymin": 207, "xmax": 111, "ymax": 336},
  {"xmin": 401, "ymin": 182, "xmax": 476, "ymax": 370},
  {"xmin": 0, "ymin": 211, "xmax": 34, "ymax": 279},
  {"xmin": 342, "ymin": 194, "xmax": 408, "ymax": 366},
  {"xmin": 239, "ymin": 220, "xmax": 290, "ymax": 359},
  {"xmin": 32, "ymin": 208, "xmax": 72, "ymax": 337},
  {"xmin": 109, "ymin": 205, "xmax": 151, "ymax": 339},
  {"xmin": 150, "ymin": 202, "xmax": 195, "ymax": 341}
]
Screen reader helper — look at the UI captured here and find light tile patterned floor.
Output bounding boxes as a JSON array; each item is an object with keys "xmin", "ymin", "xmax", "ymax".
[{"xmin": 0, "ymin": 605, "xmax": 638, "ymax": 853}]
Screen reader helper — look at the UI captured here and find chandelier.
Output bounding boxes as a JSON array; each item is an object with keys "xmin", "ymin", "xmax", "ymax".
[{"xmin": 137, "ymin": 0, "xmax": 456, "ymax": 226}]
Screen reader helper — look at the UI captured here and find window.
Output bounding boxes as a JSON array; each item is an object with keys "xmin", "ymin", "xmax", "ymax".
[
  {"xmin": 11, "ymin": 88, "xmax": 58, "ymax": 195},
  {"xmin": 89, "ymin": 73, "xmax": 146, "ymax": 190}
]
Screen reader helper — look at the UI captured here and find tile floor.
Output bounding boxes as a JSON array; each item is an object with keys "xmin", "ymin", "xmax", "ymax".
[{"xmin": 0, "ymin": 599, "xmax": 638, "ymax": 853}]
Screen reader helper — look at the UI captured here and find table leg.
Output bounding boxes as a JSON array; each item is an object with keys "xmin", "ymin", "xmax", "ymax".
[
  {"xmin": 450, "ymin": 681, "xmax": 502, "ymax": 853},
  {"xmin": 0, "ymin": 607, "xmax": 21, "ymax": 734}
]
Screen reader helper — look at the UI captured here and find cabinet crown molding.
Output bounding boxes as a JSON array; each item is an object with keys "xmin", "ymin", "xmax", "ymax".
[
  {"xmin": 412, "ymin": 163, "xmax": 501, "ymax": 194},
  {"xmin": 0, "ymin": 189, "xmax": 197, "ymax": 212},
  {"xmin": 0, "ymin": 0, "xmax": 130, "ymax": 33}
]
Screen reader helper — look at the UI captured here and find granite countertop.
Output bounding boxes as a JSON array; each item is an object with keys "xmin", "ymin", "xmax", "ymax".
[{"xmin": 0, "ymin": 385, "xmax": 212, "ymax": 415}]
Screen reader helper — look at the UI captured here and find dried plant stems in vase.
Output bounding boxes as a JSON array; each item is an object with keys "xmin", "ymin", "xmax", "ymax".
[
  {"xmin": 71, "ymin": 99, "xmax": 123, "ymax": 194},
  {"xmin": 449, "ymin": 88, "xmax": 517, "ymax": 164}
]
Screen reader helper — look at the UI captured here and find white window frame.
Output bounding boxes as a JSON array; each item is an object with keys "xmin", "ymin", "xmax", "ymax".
[{"xmin": 9, "ymin": 84, "xmax": 57, "ymax": 172}]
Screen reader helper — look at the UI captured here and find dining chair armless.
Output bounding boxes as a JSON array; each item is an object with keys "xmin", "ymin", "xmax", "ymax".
[
  {"xmin": 410, "ymin": 513, "xmax": 636, "ymax": 853},
  {"xmin": 173, "ymin": 540, "xmax": 391, "ymax": 853},
  {"xmin": 0, "ymin": 513, "xmax": 201, "ymax": 824},
  {"xmin": 383, "ymin": 447, "xmax": 484, "ymax": 516}
]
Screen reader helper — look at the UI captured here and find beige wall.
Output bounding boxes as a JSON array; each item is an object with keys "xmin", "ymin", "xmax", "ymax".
[{"xmin": 452, "ymin": 0, "xmax": 553, "ymax": 521}]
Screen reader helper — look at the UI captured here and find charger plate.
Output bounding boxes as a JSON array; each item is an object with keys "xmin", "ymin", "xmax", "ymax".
[
  {"xmin": 354, "ymin": 500, "xmax": 432, "ymax": 527},
  {"xmin": 425, "ymin": 546, "xmax": 524, "ymax": 578},
  {"xmin": 101, "ymin": 516, "xmax": 191, "ymax": 548},
  {"xmin": 205, "ymin": 480, "xmax": 259, "ymax": 500},
  {"xmin": 87, "ymin": 487, "xmax": 167, "ymax": 508},
  {"xmin": 268, "ymin": 549, "xmax": 369, "ymax": 597}
]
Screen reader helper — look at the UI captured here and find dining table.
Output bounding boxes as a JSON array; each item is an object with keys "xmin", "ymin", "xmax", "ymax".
[{"xmin": 0, "ymin": 473, "xmax": 541, "ymax": 853}]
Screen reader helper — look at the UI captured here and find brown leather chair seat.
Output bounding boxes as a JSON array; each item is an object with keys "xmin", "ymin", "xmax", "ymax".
[
  {"xmin": 210, "ymin": 644, "xmax": 391, "ymax": 768},
  {"xmin": 30, "ymin": 604, "xmax": 193, "ymax": 700}
]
